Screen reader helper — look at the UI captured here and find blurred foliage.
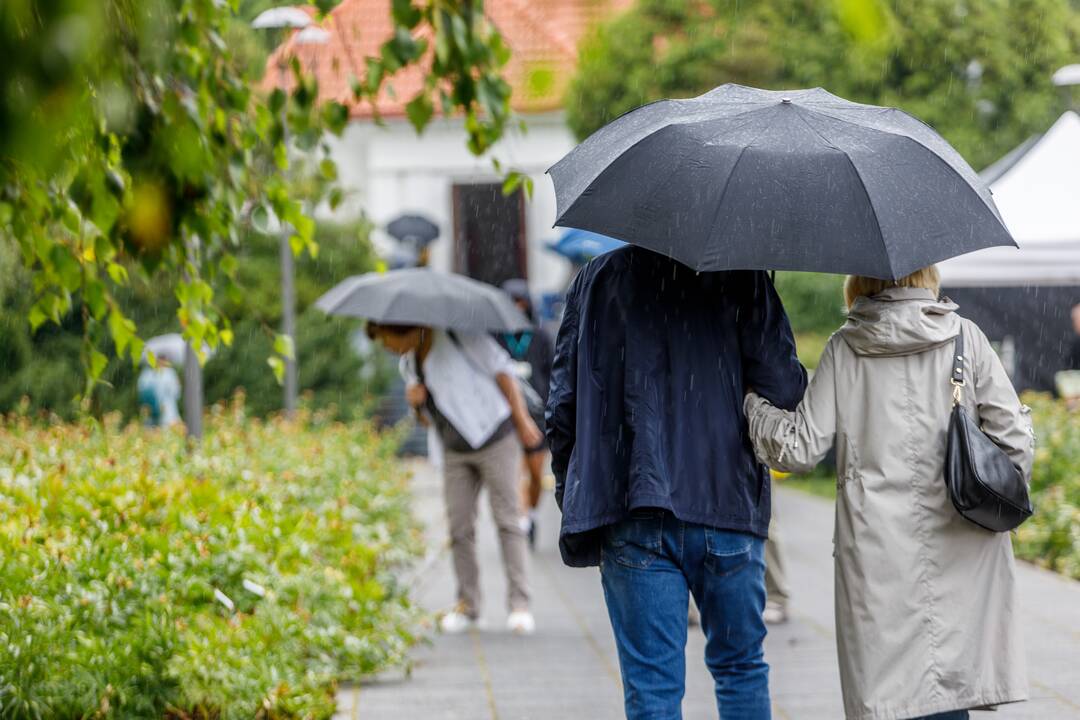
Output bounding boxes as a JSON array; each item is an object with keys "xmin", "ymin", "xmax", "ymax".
[
  {"xmin": 0, "ymin": 403, "xmax": 421, "ymax": 718},
  {"xmin": 0, "ymin": 0, "xmax": 513, "ymax": 400},
  {"xmin": 0, "ymin": 220, "xmax": 390, "ymax": 421},
  {"xmin": 775, "ymin": 272, "xmax": 847, "ymax": 337},
  {"xmin": 772, "ymin": 271, "xmax": 846, "ymax": 369},
  {"xmin": 568, "ymin": 0, "xmax": 1080, "ymax": 170},
  {"xmin": 1014, "ymin": 393, "xmax": 1080, "ymax": 579}
]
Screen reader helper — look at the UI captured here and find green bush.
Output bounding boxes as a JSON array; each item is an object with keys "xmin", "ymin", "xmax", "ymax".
[
  {"xmin": 773, "ymin": 272, "xmax": 846, "ymax": 337},
  {"xmin": 0, "ymin": 403, "xmax": 421, "ymax": 718},
  {"xmin": 1014, "ymin": 393, "xmax": 1080, "ymax": 579}
]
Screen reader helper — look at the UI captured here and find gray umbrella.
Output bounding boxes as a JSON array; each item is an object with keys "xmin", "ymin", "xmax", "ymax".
[
  {"xmin": 315, "ymin": 269, "xmax": 530, "ymax": 332},
  {"xmin": 548, "ymin": 84, "xmax": 1015, "ymax": 280}
]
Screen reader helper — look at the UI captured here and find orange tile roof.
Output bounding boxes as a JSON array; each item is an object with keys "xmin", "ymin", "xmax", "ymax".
[{"xmin": 261, "ymin": 0, "xmax": 633, "ymax": 118}]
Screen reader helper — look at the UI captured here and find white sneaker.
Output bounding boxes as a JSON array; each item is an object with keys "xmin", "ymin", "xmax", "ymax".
[
  {"xmin": 439, "ymin": 610, "xmax": 479, "ymax": 634},
  {"xmin": 506, "ymin": 609, "xmax": 536, "ymax": 635},
  {"xmin": 763, "ymin": 601, "xmax": 789, "ymax": 625}
]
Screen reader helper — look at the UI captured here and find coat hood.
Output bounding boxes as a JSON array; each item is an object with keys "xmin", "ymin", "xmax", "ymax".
[{"xmin": 837, "ymin": 287, "xmax": 960, "ymax": 357}]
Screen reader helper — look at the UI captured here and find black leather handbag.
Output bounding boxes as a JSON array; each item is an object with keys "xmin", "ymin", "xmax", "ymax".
[{"xmin": 944, "ymin": 332, "xmax": 1033, "ymax": 532}]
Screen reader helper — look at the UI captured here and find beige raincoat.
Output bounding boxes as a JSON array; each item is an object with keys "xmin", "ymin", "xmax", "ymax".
[{"xmin": 745, "ymin": 287, "xmax": 1034, "ymax": 720}]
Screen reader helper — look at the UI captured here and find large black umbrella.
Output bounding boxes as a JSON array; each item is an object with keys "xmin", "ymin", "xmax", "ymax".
[
  {"xmin": 548, "ymin": 84, "xmax": 1015, "ymax": 280},
  {"xmin": 315, "ymin": 269, "xmax": 530, "ymax": 332}
]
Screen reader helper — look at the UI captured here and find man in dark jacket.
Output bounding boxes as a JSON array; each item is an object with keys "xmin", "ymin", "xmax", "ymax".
[{"xmin": 546, "ymin": 246, "xmax": 806, "ymax": 720}]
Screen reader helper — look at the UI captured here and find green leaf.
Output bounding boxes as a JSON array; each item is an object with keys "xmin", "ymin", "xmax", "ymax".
[
  {"xmin": 274, "ymin": 334, "xmax": 295, "ymax": 360},
  {"xmin": 128, "ymin": 337, "xmax": 145, "ymax": 368},
  {"xmin": 49, "ymin": 244, "xmax": 82, "ymax": 291},
  {"xmin": 405, "ymin": 94, "xmax": 434, "ymax": 134},
  {"xmin": 89, "ymin": 350, "xmax": 108, "ymax": 380},
  {"xmin": 84, "ymin": 280, "xmax": 107, "ymax": 320},
  {"xmin": 267, "ymin": 355, "xmax": 286, "ymax": 384},
  {"xmin": 28, "ymin": 304, "xmax": 48, "ymax": 331},
  {"xmin": 109, "ymin": 309, "xmax": 135, "ymax": 356},
  {"xmin": 392, "ymin": 0, "xmax": 422, "ymax": 29},
  {"xmin": 106, "ymin": 262, "xmax": 128, "ymax": 285},
  {"xmin": 319, "ymin": 158, "xmax": 338, "ymax": 181},
  {"xmin": 269, "ymin": 89, "xmax": 286, "ymax": 114},
  {"xmin": 273, "ymin": 143, "xmax": 289, "ymax": 171},
  {"xmin": 322, "ymin": 102, "xmax": 350, "ymax": 135}
]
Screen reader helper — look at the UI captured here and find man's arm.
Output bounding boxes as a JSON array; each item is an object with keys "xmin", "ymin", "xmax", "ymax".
[
  {"xmin": 495, "ymin": 372, "xmax": 543, "ymax": 449},
  {"xmin": 546, "ymin": 277, "xmax": 583, "ymax": 509},
  {"xmin": 460, "ymin": 332, "xmax": 542, "ymax": 448},
  {"xmin": 738, "ymin": 271, "xmax": 807, "ymax": 411}
]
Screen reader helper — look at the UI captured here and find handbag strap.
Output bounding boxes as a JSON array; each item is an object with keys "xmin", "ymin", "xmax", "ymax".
[{"xmin": 951, "ymin": 332, "xmax": 965, "ymax": 406}]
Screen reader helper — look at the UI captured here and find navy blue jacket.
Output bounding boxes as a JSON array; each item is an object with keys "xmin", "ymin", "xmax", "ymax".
[{"xmin": 546, "ymin": 247, "xmax": 807, "ymax": 567}]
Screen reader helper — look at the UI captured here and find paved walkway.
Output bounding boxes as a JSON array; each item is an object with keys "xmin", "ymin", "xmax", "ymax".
[{"xmin": 336, "ymin": 462, "xmax": 1080, "ymax": 719}]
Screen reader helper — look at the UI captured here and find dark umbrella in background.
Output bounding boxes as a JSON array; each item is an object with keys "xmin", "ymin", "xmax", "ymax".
[
  {"xmin": 315, "ymin": 268, "xmax": 531, "ymax": 332},
  {"xmin": 548, "ymin": 84, "xmax": 1015, "ymax": 280},
  {"xmin": 386, "ymin": 214, "xmax": 440, "ymax": 268},
  {"xmin": 387, "ymin": 214, "xmax": 439, "ymax": 249}
]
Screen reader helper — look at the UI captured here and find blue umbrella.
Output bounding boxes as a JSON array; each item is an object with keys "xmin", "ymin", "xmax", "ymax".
[{"xmin": 546, "ymin": 229, "xmax": 626, "ymax": 264}]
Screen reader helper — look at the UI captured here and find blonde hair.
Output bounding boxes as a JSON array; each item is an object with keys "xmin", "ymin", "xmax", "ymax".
[{"xmin": 844, "ymin": 265, "xmax": 941, "ymax": 309}]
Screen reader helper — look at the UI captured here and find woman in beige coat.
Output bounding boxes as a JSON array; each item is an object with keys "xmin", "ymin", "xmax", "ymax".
[{"xmin": 744, "ymin": 267, "xmax": 1034, "ymax": 720}]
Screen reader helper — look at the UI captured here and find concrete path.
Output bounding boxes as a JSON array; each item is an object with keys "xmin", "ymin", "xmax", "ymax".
[{"xmin": 336, "ymin": 462, "xmax": 1080, "ymax": 719}]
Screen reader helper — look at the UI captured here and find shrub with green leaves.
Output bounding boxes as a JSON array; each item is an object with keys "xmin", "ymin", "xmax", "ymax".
[
  {"xmin": 0, "ymin": 402, "xmax": 421, "ymax": 718},
  {"xmin": 1014, "ymin": 393, "xmax": 1080, "ymax": 579}
]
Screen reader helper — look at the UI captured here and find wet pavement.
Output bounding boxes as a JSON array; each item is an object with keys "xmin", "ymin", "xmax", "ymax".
[{"xmin": 335, "ymin": 461, "xmax": 1080, "ymax": 720}]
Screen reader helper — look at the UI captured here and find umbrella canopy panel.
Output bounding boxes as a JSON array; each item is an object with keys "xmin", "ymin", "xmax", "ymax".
[
  {"xmin": 549, "ymin": 84, "xmax": 1013, "ymax": 280},
  {"xmin": 315, "ymin": 269, "xmax": 531, "ymax": 333}
]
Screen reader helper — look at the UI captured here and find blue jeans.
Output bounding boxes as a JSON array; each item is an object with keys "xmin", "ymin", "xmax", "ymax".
[
  {"xmin": 600, "ymin": 509, "xmax": 770, "ymax": 720},
  {"xmin": 912, "ymin": 713, "xmax": 969, "ymax": 720}
]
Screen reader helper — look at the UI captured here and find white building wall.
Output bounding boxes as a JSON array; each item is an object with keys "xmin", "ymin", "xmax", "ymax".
[{"xmin": 324, "ymin": 111, "xmax": 578, "ymax": 296}]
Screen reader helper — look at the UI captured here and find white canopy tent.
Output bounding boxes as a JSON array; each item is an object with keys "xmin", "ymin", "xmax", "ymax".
[{"xmin": 939, "ymin": 110, "xmax": 1080, "ymax": 287}]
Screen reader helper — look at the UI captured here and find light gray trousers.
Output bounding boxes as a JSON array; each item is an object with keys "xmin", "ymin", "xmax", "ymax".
[
  {"xmin": 442, "ymin": 432, "xmax": 531, "ymax": 616},
  {"xmin": 765, "ymin": 490, "xmax": 791, "ymax": 606}
]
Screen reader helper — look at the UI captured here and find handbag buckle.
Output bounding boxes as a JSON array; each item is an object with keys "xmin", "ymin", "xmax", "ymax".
[{"xmin": 951, "ymin": 378, "xmax": 964, "ymax": 405}]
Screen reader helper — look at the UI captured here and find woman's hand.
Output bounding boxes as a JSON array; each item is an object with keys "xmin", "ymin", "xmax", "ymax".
[{"xmin": 406, "ymin": 382, "xmax": 428, "ymax": 409}]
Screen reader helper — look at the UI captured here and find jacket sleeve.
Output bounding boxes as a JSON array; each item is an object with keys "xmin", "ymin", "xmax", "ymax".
[
  {"xmin": 968, "ymin": 322, "xmax": 1035, "ymax": 481},
  {"xmin": 738, "ymin": 272, "xmax": 808, "ymax": 411},
  {"xmin": 546, "ymin": 276, "xmax": 583, "ymax": 509},
  {"xmin": 743, "ymin": 336, "xmax": 838, "ymax": 474}
]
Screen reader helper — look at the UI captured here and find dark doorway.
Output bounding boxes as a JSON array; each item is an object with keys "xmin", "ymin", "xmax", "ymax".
[{"xmin": 453, "ymin": 183, "xmax": 527, "ymax": 287}]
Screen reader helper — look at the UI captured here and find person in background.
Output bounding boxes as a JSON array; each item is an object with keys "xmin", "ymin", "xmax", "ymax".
[
  {"xmin": 745, "ymin": 266, "xmax": 1032, "ymax": 720},
  {"xmin": 499, "ymin": 279, "xmax": 554, "ymax": 549},
  {"xmin": 763, "ymin": 471, "xmax": 792, "ymax": 625},
  {"xmin": 367, "ymin": 322, "xmax": 543, "ymax": 635},
  {"xmin": 137, "ymin": 358, "xmax": 181, "ymax": 427},
  {"xmin": 1069, "ymin": 303, "xmax": 1080, "ymax": 370},
  {"xmin": 547, "ymin": 246, "xmax": 807, "ymax": 719}
]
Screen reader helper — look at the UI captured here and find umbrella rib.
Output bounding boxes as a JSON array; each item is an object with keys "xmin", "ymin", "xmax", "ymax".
[
  {"xmin": 701, "ymin": 111, "xmax": 778, "ymax": 270},
  {"xmin": 805, "ymin": 107, "xmax": 986, "ymax": 193},
  {"xmin": 806, "ymin": 110, "xmax": 1014, "ymax": 254},
  {"xmin": 793, "ymin": 110, "xmax": 895, "ymax": 279}
]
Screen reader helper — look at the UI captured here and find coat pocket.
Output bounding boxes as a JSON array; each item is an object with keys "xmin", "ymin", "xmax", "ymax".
[{"xmin": 603, "ymin": 511, "xmax": 664, "ymax": 570}]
